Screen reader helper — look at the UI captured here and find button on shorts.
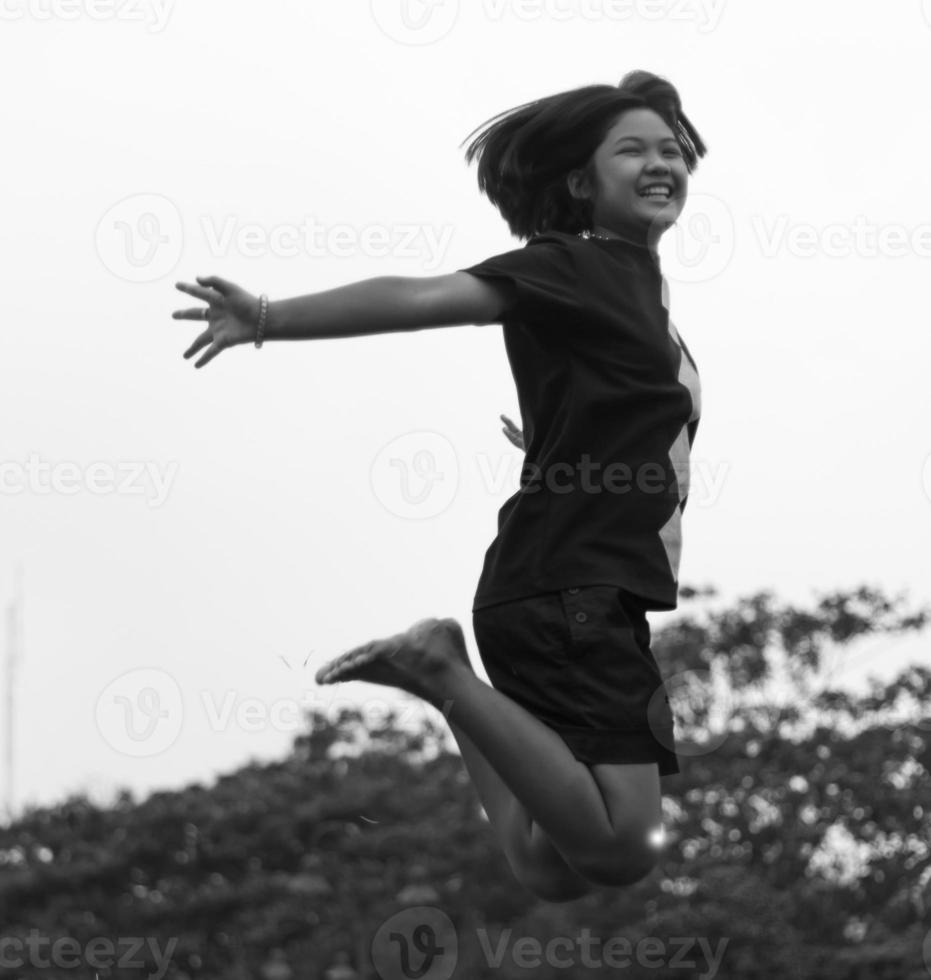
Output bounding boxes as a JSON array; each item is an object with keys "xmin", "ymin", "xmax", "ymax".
[{"xmin": 472, "ymin": 585, "xmax": 679, "ymax": 776}]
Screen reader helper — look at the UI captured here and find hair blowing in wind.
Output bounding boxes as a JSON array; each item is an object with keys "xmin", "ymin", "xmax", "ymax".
[{"xmin": 460, "ymin": 69, "xmax": 708, "ymax": 240}]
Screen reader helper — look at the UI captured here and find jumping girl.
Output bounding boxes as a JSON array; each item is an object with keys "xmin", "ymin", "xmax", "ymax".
[{"xmin": 172, "ymin": 70, "xmax": 706, "ymax": 903}]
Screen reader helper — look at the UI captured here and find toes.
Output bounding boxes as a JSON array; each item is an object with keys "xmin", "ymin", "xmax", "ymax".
[
  {"xmin": 316, "ymin": 652, "xmax": 359, "ymax": 684},
  {"xmin": 314, "ymin": 637, "xmax": 401, "ymax": 684},
  {"xmin": 318, "ymin": 654, "xmax": 370, "ymax": 683}
]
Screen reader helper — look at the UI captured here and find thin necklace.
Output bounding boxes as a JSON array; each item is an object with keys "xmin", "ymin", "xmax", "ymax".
[
  {"xmin": 577, "ymin": 229, "xmax": 647, "ymax": 247},
  {"xmin": 577, "ymin": 229, "xmax": 662, "ymax": 269}
]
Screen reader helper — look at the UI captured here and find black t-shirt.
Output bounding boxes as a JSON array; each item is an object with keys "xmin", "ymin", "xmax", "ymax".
[{"xmin": 460, "ymin": 230, "xmax": 702, "ymax": 613}]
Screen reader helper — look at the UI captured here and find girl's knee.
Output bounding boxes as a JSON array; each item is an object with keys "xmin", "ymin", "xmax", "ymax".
[
  {"xmin": 518, "ymin": 829, "xmax": 594, "ymax": 901},
  {"xmin": 500, "ymin": 803, "xmax": 593, "ymax": 901},
  {"xmin": 515, "ymin": 860, "xmax": 593, "ymax": 903}
]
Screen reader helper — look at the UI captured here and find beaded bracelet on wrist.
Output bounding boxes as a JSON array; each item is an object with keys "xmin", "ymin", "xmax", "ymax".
[{"xmin": 255, "ymin": 294, "xmax": 269, "ymax": 348}]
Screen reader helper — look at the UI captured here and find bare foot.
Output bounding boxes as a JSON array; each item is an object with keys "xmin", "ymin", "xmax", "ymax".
[{"xmin": 314, "ymin": 617, "xmax": 472, "ymax": 703}]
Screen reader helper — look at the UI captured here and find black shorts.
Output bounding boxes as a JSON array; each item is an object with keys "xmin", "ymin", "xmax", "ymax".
[{"xmin": 472, "ymin": 585, "xmax": 680, "ymax": 777}]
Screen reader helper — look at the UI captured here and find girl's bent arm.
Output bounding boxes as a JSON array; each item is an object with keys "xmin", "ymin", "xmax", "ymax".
[{"xmin": 265, "ymin": 272, "xmax": 516, "ymax": 341}]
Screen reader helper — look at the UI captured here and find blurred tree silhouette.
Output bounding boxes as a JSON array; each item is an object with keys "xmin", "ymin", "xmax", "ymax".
[{"xmin": 0, "ymin": 584, "xmax": 928, "ymax": 979}]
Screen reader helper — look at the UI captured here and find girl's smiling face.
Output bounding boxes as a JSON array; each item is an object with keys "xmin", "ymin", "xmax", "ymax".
[{"xmin": 568, "ymin": 107, "xmax": 689, "ymax": 249}]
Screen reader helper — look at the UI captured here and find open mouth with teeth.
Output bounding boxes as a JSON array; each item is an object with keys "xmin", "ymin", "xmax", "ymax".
[{"xmin": 638, "ymin": 185, "xmax": 674, "ymax": 201}]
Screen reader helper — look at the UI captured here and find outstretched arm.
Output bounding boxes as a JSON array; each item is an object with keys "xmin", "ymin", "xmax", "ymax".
[
  {"xmin": 172, "ymin": 271, "xmax": 517, "ymax": 369},
  {"xmin": 266, "ymin": 272, "xmax": 516, "ymax": 341}
]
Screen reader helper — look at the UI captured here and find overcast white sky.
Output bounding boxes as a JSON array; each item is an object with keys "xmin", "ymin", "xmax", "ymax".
[{"xmin": 2, "ymin": 0, "xmax": 930, "ymax": 823}]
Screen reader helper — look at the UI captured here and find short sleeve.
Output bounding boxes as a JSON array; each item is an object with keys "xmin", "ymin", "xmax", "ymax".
[{"xmin": 458, "ymin": 232, "xmax": 582, "ymax": 325}]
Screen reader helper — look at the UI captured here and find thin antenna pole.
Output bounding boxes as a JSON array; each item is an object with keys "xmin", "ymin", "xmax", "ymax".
[{"xmin": 4, "ymin": 562, "xmax": 23, "ymax": 823}]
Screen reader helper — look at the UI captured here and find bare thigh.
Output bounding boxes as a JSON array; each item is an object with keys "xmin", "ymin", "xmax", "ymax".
[{"xmin": 591, "ymin": 761, "xmax": 663, "ymax": 840}]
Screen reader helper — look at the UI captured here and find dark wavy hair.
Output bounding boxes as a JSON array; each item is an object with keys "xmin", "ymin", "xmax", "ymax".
[{"xmin": 460, "ymin": 70, "xmax": 707, "ymax": 241}]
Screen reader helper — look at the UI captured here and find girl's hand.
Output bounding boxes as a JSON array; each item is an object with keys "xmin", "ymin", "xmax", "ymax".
[
  {"xmin": 500, "ymin": 413, "xmax": 525, "ymax": 451},
  {"xmin": 172, "ymin": 276, "xmax": 261, "ymax": 369}
]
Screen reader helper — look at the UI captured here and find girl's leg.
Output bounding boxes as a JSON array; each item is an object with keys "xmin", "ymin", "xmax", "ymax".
[
  {"xmin": 448, "ymin": 719, "xmax": 593, "ymax": 899},
  {"xmin": 434, "ymin": 636, "xmax": 593, "ymax": 891},
  {"xmin": 316, "ymin": 617, "xmax": 660, "ymax": 889}
]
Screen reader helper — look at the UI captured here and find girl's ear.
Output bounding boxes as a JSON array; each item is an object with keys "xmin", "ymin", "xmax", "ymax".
[{"xmin": 566, "ymin": 167, "xmax": 591, "ymax": 202}]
